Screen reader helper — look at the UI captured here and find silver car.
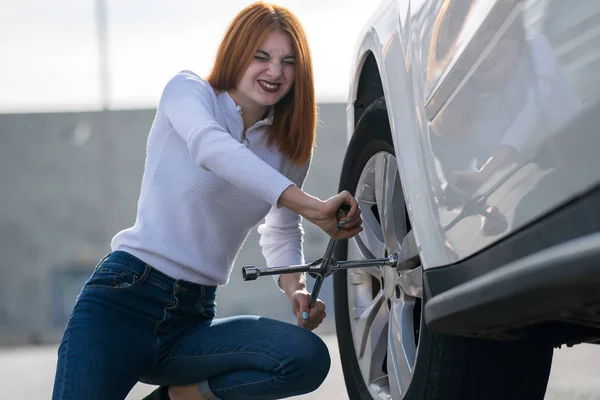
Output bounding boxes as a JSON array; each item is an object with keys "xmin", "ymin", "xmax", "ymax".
[{"xmin": 334, "ymin": 0, "xmax": 600, "ymax": 399}]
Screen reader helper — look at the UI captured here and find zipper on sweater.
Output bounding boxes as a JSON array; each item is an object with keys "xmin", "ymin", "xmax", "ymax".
[
  {"xmin": 240, "ymin": 129, "xmax": 249, "ymax": 145},
  {"xmin": 236, "ymin": 104, "xmax": 250, "ymax": 146}
]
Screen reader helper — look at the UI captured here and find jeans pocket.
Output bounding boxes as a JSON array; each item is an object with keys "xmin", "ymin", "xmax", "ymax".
[{"xmin": 84, "ymin": 262, "xmax": 140, "ymax": 291}]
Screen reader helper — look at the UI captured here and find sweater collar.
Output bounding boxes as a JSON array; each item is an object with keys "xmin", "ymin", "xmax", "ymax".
[{"xmin": 217, "ymin": 90, "xmax": 274, "ymax": 127}]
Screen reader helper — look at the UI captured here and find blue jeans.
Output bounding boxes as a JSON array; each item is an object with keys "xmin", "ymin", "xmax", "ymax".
[{"xmin": 52, "ymin": 251, "xmax": 331, "ymax": 400}]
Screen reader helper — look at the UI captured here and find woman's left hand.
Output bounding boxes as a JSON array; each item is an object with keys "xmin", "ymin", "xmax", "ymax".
[{"xmin": 288, "ymin": 289, "xmax": 326, "ymax": 331}]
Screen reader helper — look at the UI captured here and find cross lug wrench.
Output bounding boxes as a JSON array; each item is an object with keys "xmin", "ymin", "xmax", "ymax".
[{"xmin": 242, "ymin": 205, "xmax": 400, "ymax": 308}]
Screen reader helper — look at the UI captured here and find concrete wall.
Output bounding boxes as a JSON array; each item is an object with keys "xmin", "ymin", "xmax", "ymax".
[{"xmin": 0, "ymin": 103, "xmax": 348, "ymax": 345}]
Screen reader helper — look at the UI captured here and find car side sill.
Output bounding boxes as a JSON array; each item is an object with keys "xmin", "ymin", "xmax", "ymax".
[{"xmin": 424, "ymin": 232, "xmax": 600, "ymax": 339}]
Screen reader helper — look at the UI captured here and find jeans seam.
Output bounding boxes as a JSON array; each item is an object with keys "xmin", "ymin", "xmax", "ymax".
[
  {"xmin": 142, "ymin": 322, "xmax": 163, "ymax": 382},
  {"xmin": 143, "ymin": 277, "xmax": 173, "ymax": 291},
  {"xmin": 163, "ymin": 351, "xmax": 286, "ymax": 375},
  {"xmin": 143, "ymin": 296, "xmax": 174, "ymax": 382},
  {"xmin": 214, "ymin": 375, "xmax": 278, "ymax": 393},
  {"xmin": 86, "ymin": 264, "xmax": 151, "ymax": 292},
  {"xmin": 58, "ymin": 329, "xmax": 71, "ymax": 398},
  {"xmin": 146, "ymin": 334, "xmax": 161, "ymax": 382},
  {"xmin": 84, "ymin": 276, "xmax": 140, "ymax": 292},
  {"xmin": 99, "ymin": 260, "xmax": 142, "ymax": 277}
]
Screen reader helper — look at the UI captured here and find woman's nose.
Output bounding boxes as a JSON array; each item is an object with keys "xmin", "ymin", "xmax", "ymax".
[{"xmin": 266, "ymin": 61, "xmax": 283, "ymax": 79}]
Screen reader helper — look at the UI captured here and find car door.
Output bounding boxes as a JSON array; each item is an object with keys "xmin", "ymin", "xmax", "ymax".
[
  {"xmin": 421, "ymin": 0, "xmax": 600, "ymax": 262},
  {"xmin": 414, "ymin": 0, "xmax": 560, "ymax": 262}
]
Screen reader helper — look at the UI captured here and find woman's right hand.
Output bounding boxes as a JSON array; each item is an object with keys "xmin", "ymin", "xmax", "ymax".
[
  {"xmin": 309, "ymin": 191, "xmax": 363, "ymax": 240},
  {"xmin": 278, "ymin": 186, "xmax": 363, "ymax": 240}
]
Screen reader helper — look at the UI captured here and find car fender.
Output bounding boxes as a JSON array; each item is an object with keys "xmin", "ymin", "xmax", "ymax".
[{"xmin": 345, "ymin": 1, "xmax": 453, "ymax": 270}]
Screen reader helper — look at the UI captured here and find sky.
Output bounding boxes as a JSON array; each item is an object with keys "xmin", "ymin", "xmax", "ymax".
[{"xmin": 0, "ymin": 0, "xmax": 382, "ymax": 113}]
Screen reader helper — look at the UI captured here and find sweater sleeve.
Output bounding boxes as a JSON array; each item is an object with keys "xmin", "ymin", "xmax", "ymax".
[
  {"xmin": 159, "ymin": 71, "xmax": 294, "ymax": 206},
  {"xmin": 257, "ymin": 157, "xmax": 311, "ymax": 290}
]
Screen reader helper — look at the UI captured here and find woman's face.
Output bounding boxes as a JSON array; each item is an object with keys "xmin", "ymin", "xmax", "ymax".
[{"xmin": 234, "ymin": 30, "xmax": 296, "ymax": 109}]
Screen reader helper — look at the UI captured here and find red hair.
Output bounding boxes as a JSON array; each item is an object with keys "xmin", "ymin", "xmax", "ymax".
[{"xmin": 207, "ymin": 2, "xmax": 316, "ymax": 165}]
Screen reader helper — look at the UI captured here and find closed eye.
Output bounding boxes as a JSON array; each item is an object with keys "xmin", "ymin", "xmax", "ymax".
[{"xmin": 256, "ymin": 49, "xmax": 296, "ymax": 65}]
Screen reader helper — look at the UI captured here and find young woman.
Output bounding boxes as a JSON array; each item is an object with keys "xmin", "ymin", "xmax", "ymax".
[{"xmin": 52, "ymin": 2, "xmax": 362, "ymax": 400}]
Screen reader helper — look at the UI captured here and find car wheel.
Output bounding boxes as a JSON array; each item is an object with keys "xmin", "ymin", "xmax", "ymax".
[{"xmin": 333, "ymin": 98, "xmax": 554, "ymax": 400}]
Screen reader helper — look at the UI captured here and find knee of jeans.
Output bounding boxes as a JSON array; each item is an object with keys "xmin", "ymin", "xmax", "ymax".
[{"xmin": 288, "ymin": 332, "xmax": 331, "ymax": 390}]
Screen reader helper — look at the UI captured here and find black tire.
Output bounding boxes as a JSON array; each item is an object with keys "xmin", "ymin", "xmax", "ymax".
[{"xmin": 333, "ymin": 98, "xmax": 554, "ymax": 400}]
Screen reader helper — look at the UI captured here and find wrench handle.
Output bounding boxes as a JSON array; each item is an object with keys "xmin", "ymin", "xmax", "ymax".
[
  {"xmin": 241, "ymin": 264, "xmax": 311, "ymax": 281},
  {"xmin": 336, "ymin": 202, "xmax": 352, "ymax": 221},
  {"xmin": 308, "ymin": 203, "xmax": 351, "ymax": 308},
  {"xmin": 309, "ymin": 275, "xmax": 324, "ymax": 308}
]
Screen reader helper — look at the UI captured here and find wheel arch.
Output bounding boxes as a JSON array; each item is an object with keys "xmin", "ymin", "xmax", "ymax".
[{"xmin": 354, "ymin": 52, "xmax": 385, "ymax": 127}]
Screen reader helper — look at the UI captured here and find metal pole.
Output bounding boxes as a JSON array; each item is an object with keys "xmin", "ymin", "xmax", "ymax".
[
  {"xmin": 96, "ymin": 0, "xmax": 109, "ymax": 110},
  {"xmin": 95, "ymin": 0, "xmax": 114, "ymax": 240}
]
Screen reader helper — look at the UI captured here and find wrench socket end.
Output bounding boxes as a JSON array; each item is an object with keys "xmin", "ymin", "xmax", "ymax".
[{"xmin": 242, "ymin": 266, "xmax": 259, "ymax": 281}]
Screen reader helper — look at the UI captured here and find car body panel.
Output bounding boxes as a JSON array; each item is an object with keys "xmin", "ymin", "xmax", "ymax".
[
  {"xmin": 347, "ymin": 0, "xmax": 600, "ymax": 268},
  {"xmin": 347, "ymin": 0, "xmax": 454, "ymax": 270}
]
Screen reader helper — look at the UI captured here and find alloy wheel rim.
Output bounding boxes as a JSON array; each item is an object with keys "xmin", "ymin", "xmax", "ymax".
[{"xmin": 347, "ymin": 151, "xmax": 422, "ymax": 400}]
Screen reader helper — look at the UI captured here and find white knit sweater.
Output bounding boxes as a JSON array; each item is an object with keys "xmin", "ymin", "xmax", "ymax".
[{"xmin": 111, "ymin": 70, "xmax": 309, "ymax": 287}]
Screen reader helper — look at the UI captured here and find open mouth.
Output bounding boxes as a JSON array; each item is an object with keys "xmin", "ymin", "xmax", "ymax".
[{"xmin": 257, "ymin": 80, "xmax": 282, "ymax": 93}]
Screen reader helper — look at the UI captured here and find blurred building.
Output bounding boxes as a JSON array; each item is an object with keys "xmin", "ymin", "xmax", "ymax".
[{"xmin": 0, "ymin": 103, "xmax": 346, "ymax": 345}]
